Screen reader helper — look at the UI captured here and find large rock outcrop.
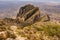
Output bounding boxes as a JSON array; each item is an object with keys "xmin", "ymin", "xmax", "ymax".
[
  {"xmin": 16, "ymin": 4, "xmax": 50, "ymax": 26},
  {"xmin": 0, "ymin": 4, "xmax": 50, "ymax": 27},
  {"xmin": 17, "ymin": 4, "xmax": 40, "ymax": 22}
]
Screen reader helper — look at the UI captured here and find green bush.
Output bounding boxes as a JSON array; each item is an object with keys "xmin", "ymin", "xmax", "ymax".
[{"xmin": 32, "ymin": 23, "xmax": 60, "ymax": 37}]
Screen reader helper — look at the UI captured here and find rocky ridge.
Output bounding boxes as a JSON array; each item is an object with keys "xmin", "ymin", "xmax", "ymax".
[
  {"xmin": 16, "ymin": 4, "xmax": 50, "ymax": 26},
  {"xmin": 0, "ymin": 4, "xmax": 50, "ymax": 27},
  {"xmin": 0, "ymin": 4, "xmax": 59, "ymax": 40}
]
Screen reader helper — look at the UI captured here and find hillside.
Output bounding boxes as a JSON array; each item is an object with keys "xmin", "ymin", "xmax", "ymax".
[
  {"xmin": 0, "ymin": 19, "xmax": 60, "ymax": 40},
  {"xmin": 0, "ymin": 4, "xmax": 60, "ymax": 40}
]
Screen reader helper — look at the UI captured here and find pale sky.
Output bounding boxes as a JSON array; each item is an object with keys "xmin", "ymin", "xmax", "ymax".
[{"xmin": 0, "ymin": 0, "xmax": 60, "ymax": 3}]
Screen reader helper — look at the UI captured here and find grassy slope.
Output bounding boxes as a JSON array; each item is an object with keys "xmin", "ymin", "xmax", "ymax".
[
  {"xmin": 0, "ymin": 20, "xmax": 60, "ymax": 40},
  {"xmin": 16, "ymin": 21, "xmax": 60, "ymax": 40}
]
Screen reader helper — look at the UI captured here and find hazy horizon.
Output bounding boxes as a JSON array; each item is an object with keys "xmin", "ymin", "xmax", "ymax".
[{"xmin": 0, "ymin": 0, "xmax": 60, "ymax": 3}]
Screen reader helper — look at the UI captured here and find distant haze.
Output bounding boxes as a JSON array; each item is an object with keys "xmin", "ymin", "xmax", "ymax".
[{"xmin": 0, "ymin": 0, "xmax": 60, "ymax": 3}]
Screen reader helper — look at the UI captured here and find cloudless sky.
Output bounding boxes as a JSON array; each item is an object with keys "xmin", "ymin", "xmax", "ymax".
[{"xmin": 0, "ymin": 0, "xmax": 60, "ymax": 3}]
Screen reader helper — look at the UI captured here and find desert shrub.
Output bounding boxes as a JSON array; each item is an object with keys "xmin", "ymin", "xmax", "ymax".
[
  {"xmin": 32, "ymin": 23, "xmax": 60, "ymax": 37},
  {"xmin": 43, "ymin": 24, "xmax": 60, "ymax": 37}
]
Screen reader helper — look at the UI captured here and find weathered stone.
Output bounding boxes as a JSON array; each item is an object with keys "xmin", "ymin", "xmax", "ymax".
[
  {"xmin": 6, "ymin": 38, "xmax": 14, "ymax": 40},
  {"xmin": 40, "ymin": 14, "xmax": 50, "ymax": 22},
  {"xmin": 10, "ymin": 26, "xmax": 17, "ymax": 31},
  {"xmin": 16, "ymin": 4, "xmax": 40, "ymax": 26},
  {"xmin": 0, "ymin": 31, "xmax": 7, "ymax": 40},
  {"xmin": 15, "ymin": 36, "xmax": 26, "ymax": 40}
]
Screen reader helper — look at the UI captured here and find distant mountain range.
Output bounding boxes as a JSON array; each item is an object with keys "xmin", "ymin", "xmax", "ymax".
[{"xmin": 0, "ymin": 1, "xmax": 60, "ymax": 21}]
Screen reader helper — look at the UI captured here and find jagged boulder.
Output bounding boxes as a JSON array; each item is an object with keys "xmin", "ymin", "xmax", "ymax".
[{"xmin": 16, "ymin": 4, "xmax": 40, "ymax": 26}]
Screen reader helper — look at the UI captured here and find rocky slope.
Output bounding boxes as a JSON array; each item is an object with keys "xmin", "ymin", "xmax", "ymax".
[
  {"xmin": 0, "ymin": 20, "xmax": 60, "ymax": 40},
  {"xmin": 0, "ymin": 4, "xmax": 60, "ymax": 40}
]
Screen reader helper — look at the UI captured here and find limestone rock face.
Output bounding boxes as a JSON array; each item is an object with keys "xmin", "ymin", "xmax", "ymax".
[
  {"xmin": 16, "ymin": 4, "xmax": 40, "ymax": 26},
  {"xmin": 17, "ymin": 4, "xmax": 35, "ymax": 18}
]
